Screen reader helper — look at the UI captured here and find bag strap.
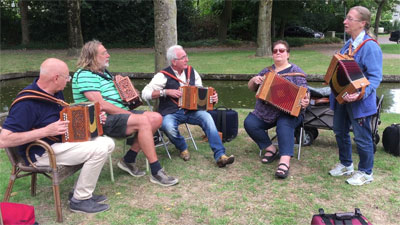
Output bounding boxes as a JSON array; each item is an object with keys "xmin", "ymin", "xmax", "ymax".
[{"xmin": 348, "ymin": 38, "xmax": 378, "ymax": 56}]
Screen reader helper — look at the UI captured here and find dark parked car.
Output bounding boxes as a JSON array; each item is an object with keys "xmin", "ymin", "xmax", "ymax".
[
  {"xmin": 389, "ymin": 30, "xmax": 400, "ymax": 44},
  {"xmin": 284, "ymin": 26, "xmax": 324, "ymax": 39}
]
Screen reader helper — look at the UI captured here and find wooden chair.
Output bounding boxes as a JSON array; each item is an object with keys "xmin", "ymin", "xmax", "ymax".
[{"xmin": 0, "ymin": 112, "xmax": 83, "ymax": 223}]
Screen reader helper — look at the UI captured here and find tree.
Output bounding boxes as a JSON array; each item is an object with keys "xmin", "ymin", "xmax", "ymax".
[
  {"xmin": 18, "ymin": 0, "xmax": 29, "ymax": 45},
  {"xmin": 256, "ymin": 0, "xmax": 273, "ymax": 57},
  {"xmin": 218, "ymin": 0, "xmax": 232, "ymax": 43},
  {"xmin": 154, "ymin": 0, "xmax": 177, "ymax": 72},
  {"xmin": 67, "ymin": 0, "xmax": 83, "ymax": 56},
  {"xmin": 374, "ymin": 0, "xmax": 387, "ymax": 38}
]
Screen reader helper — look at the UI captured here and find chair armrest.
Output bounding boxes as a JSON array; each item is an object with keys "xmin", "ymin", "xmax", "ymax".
[{"xmin": 25, "ymin": 139, "xmax": 57, "ymax": 170}]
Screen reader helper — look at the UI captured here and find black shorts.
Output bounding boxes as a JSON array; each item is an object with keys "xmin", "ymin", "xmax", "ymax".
[{"xmin": 103, "ymin": 111, "xmax": 143, "ymax": 138}]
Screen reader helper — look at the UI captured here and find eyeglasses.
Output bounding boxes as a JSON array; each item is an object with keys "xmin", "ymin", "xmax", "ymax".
[
  {"xmin": 345, "ymin": 16, "xmax": 361, "ymax": 22},
  {"xmin": 59, "ymin": 74, "xmax": 71, "ymax": 81},
  {"xmin": 174, "ymin": 55, "xmax": 188, "ymax": 60},
  {"xmin": 273, "ymin": 48, "xmax": 287, "ymax": 54}
]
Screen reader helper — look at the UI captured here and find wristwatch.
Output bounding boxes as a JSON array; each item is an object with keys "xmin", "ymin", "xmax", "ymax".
[{"xmin": 160, "ymin": 89, "xmax": 165, "ymax": 97}]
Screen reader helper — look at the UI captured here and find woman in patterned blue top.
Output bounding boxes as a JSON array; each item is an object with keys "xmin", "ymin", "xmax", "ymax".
[{"xmin": 244, "ymin": 40, "xmax": 310, "ymax": 179}]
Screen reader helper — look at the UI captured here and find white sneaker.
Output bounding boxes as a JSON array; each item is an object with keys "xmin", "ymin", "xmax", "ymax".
[
  {"xmin": 329, "ymin": 163, "xmax": 354, "ymax": 176},
  {"xmin": 346, "ymin": 171, "xmax": 373, "ymax": 186}
]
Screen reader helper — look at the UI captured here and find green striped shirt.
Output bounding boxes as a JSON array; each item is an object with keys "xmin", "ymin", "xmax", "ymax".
[{"xmin": 72, "ymin": 69, "xmax": 128, "ymax": 110}]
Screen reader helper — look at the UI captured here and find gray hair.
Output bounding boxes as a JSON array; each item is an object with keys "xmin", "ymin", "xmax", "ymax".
[
  {"xmin": 166, "ymin": 45, "xmax": 183, "ymax": 65},
  {"xmin": 350, "ymin": 6, "xmax": 375, "ymax": 38}
]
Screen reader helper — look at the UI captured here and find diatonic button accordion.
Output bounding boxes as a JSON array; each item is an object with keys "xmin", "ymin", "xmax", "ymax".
[
  {"xmin": 256, "ymin": 71, "xmax": 307, "ymax": 117},
  {"xmin": 178, "ymin": 86, "xmax": 214, "ymax": 111},
  {"xmin": 60, "ymin": 102, "xmax": 103, "ymax": 142}
]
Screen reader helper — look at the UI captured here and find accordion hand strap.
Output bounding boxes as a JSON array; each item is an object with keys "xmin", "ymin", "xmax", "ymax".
[{"xmin": 10, "ymin": 90, "xmax": 69, "ymax": 109}]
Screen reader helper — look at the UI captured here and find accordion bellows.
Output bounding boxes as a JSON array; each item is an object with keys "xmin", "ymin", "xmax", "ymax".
[
  {"xmin": 179, "ymin": 86, "xmax": 214, "ymax": 111},
  {"xmin": 325, "ymin": 54, "xmax": 370, "ymax": 104},
  {"xmin": 256, "ymin": 72, "xmax": 307, "ymax": 117},
  {"xmin": 60, "ymin": 102, "xmax": 103, "ymax": 142}
]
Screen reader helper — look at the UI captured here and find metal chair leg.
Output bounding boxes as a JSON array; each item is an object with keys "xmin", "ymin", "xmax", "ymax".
[
  {"xmin": 109, "ymin": 154, "xmax": 114, "ymax": 182},
  {"xmin": 297, "ymin": 126, "xmax": 304, "ymax": 160},
  {"xmin": 185, "ymin": 123, "xmax": 198, "ymax": 150}
]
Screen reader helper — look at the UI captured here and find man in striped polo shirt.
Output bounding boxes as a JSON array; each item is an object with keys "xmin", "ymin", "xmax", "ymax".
[{"xmin": 72, "ymin": 40, "xmax": 178, "ymax": 187}]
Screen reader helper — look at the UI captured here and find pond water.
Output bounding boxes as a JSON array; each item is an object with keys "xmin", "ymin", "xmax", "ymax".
[{"xmin": 0, "ymin": 78, "xmax": 399, "ymax": 113}]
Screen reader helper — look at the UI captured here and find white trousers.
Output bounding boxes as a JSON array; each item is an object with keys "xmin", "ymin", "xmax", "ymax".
[{"xmin": 35, "ymin": 136, "xmax": 115, "ymax": 200}]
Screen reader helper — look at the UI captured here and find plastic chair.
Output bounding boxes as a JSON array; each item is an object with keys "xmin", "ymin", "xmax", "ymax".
[{"xmin": 0, "ymin": 112, "xmax": 82, "ymax": 223}]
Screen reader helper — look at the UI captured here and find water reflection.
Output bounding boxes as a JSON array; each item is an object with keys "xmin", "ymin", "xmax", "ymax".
[{"xmin": 0, "ymin": 77, "xmax": 399, "ymax": 114}]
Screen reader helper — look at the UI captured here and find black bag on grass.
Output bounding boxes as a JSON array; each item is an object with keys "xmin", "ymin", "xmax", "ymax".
[
  {"xmin": 382, "ymin": 123, "xmax": 400, "ymax": 156},
  {"xmin": 311, "ymin": 208, "xmax": 372, "ymax": 225},
  {"xmin": 208, "ymin": 106, "xmax": 238, "ymax": 142}
]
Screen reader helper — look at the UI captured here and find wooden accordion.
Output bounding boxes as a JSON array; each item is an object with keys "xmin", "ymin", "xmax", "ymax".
[
  {"xmin": 60, "ymin": 102, "xmax": 103, "ymax": 142},
  {"xmin": 256, "ymin": 72, "xmax": 307, "ymax": 117},
  {"xmin": 325, "ymin": 54, "xmax": 370, "ymax": 104},
  {"xmin": 178, "ymin": 86, "xmax": 214, "ymax": 111},
  {"xmin": 114, "ymin": 74, "xmax": 142, "ymax": 109}
]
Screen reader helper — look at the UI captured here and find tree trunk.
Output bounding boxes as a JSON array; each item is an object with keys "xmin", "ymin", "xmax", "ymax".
[
  {"xmin": 374, "ymin": 0, "xmax": 387, "ymax": 39},
  {"xmin": 19, "ymin": 0, "xmax": 30, "ymax": 45},
  {"xmin": 67, "ymin": 0, "xmax": 83, "ymax": 56},
  {"xmin": 217, "ymin": 0, "xmax": 232, "ymax": 43},
  {"xmin": 154, "ymin": 0, "xmax": 177, "ymax": 72},
  {"xmin": 256, "ymin": 0, "xmax": 273, "ymax": 57}
]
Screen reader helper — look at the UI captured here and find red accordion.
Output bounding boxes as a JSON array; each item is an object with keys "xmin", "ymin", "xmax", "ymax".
[
  {"xmin": 325, "ymin": 54, "xmax": 370, "ymax": 104},
  {"xmin": 114, "ymin": 75, "xmax": 142, "ymax": 109},
  {"xmin": 256, "ymin": 71, "xmax": 307, "ymax": 117},
  {"xmin": 60, "ymin": 102, "xmax": 103, "ymax": 142},
  {"xmin": 178, "ymin": 86, "xmax": 214, "ymax": 111}
]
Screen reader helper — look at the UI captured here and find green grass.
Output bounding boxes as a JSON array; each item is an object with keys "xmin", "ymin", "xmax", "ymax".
[
  {"xmin": 1, "ymin": 111, "xmax": 399, "ymax": 224},
  {"xmin": 1, "ymin": 44, "xmax": 399, "ymax": 75},
  {"xmin": 381, "ymin": 44, "xmax": 400, "ymax": 54}
]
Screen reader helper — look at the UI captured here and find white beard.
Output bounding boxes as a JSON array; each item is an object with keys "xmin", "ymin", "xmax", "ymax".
[{"xmin": 105, "ymin": 62, "xmax": 109, "ymax": 68}]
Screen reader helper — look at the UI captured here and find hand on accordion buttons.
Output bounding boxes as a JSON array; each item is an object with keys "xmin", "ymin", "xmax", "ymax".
[
  {"xmin": 343, "ymin": 92, "xmax": 360, "ymax": 102},
  {"xmin": 167, "ymin": 89, "xmax": 182, "ymax": 98},
  {"xmin": 99, "ymin": 112, "xmax": 107, "ymax": 124},
  {"xmin": 210, "ymin": 92, "xmax": 218, "ymax": 104},
  {"xmin": 49, "ymin": 120, "xmax": 69, "ymax": 136},
  {"xmin": 301, "ymin": 93, "xmax": 310, "ymax": 109}
]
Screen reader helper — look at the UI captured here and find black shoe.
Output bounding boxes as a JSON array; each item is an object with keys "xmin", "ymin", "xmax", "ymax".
[
  {"xmin": 68, "ymin": 192, "xmax": 107, "ymax": 203},
  {"xmin": 69, "ymin": 198, "xmax": 110, "ymax": 214}
]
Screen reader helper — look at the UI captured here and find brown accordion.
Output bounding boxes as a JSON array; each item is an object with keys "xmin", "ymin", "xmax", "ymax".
[
  {"xmin": 60, "ymin": 102, "xmax": 103, "ymax": 142},
  {"xmin": 256, "ymin": 72, "xmax": 307, "ymax": 117},
  {"xmin": 114, "ymin": 74, "xmax": 142, "ymax": 109},
  {"xmin": 178, "ymin": 86, "xmax": 214, "ymax": 111},
  {"xmin": 325, "ymin": 54, "xmax": 370, "ymax": 104}
]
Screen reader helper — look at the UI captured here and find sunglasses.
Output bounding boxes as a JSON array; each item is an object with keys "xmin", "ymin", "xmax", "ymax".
[{"xmin": 273, "ymin": 48, "xmax": 287, "ymax": 54}]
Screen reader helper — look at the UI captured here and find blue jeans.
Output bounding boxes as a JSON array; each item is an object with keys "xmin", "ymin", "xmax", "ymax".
[
  {"xmin": 244, "ymin": 112, "xmax": 303, "ymax": 157},
  {"xmin": 333, "ymin": 102, "xmax": 374, "ymax": 174},
  {"xmin": 161, "ymin": 109, "xmax": 226, "ymax": 161}
]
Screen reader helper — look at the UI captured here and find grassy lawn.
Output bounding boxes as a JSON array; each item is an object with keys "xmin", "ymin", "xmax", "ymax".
[
  {"xmin": 1, "ymin": 44, "xmax": 399, "ymax": 75},
  {"xmin": 1, "ymin": 110, "xmax": 399, "ymax": 224}
]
